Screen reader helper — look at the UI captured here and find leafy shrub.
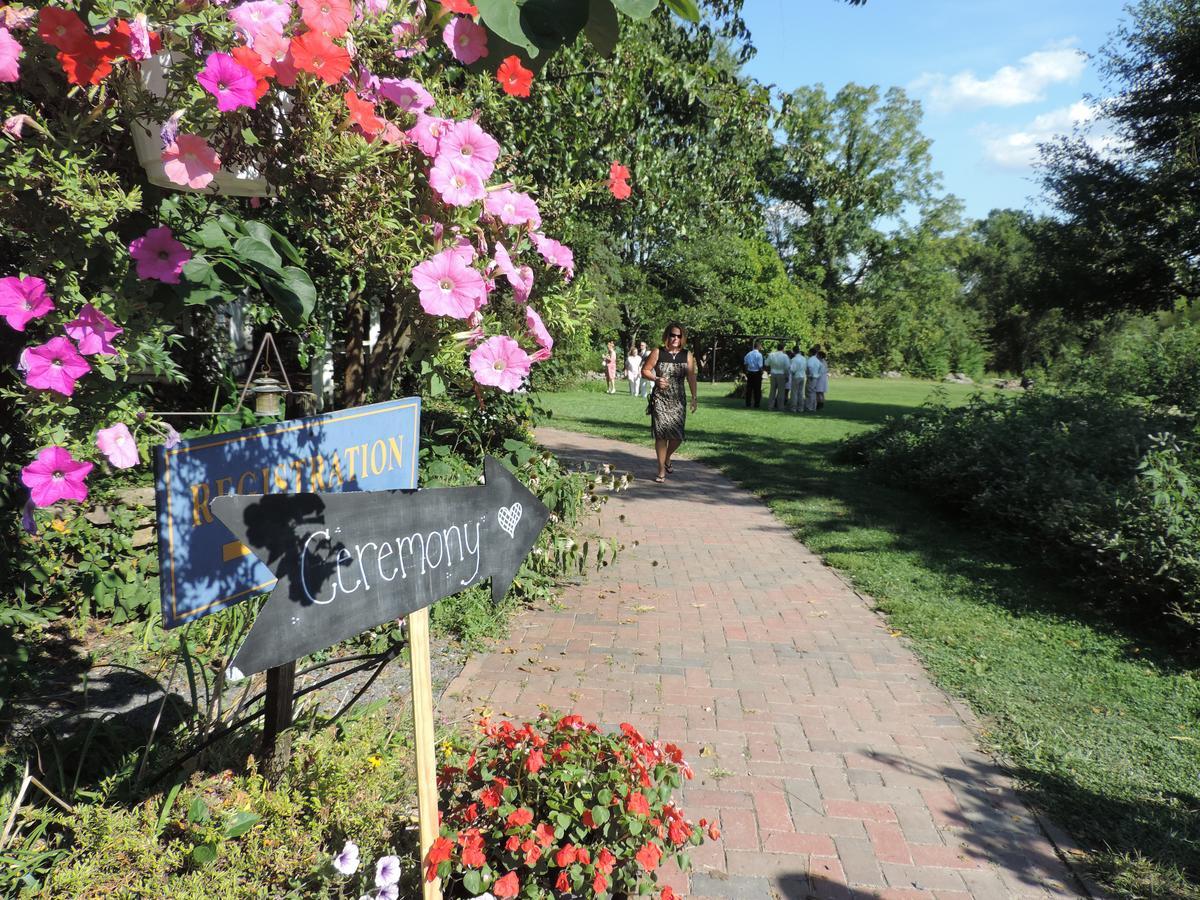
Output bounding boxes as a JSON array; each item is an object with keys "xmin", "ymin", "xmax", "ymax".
[
  {"xmin": 423, "ymin": 714, "xmax": 711, "ymax": 899},
  {"xmin": 8, "ymin": 712, "xmax": 419, "ymax": 898},
  {"xmin": 841, "ymin": 390, "xmax": 1200, "ymax": 633}
]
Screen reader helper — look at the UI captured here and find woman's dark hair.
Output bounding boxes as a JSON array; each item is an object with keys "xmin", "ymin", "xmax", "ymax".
[{"xmin": 662, "ymin": 322, "xmax": 687, "ymax": 347}]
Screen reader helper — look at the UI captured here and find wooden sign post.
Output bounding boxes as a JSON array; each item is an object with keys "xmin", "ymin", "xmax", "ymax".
[{"xmin": 210, "ymin": 456, "xmax": 550, "ymax": 889}]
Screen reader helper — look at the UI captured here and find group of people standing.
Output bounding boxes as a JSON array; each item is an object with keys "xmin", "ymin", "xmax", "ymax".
[
  {"xmin": 743, "ymin": 341, "xmax": 828, "ymax": 412},
  {"xmin": 602, "ymin": 340, "xmax": 657, "ymax": 396}
]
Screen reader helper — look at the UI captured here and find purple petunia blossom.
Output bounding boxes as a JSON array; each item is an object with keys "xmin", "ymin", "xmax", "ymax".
[{"xmin": 375, "ymin": 855, "xmax": 400, "ymax": 888}]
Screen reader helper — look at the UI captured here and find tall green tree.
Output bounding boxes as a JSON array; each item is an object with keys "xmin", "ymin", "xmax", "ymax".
[
  {"xmin": 1040, "ymin": 0, "xmax": 1200, "ymax": 316},
  {"xmin": 765, "ymin": 84, "xmax": 944, "ymax": 306}
]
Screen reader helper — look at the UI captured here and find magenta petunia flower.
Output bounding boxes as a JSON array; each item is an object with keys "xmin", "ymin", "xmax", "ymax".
[
  {"xmin": 0, "ymin": 275, "xmax": 53, "ymax": 330},
  {"xmin": 531, "ymin": 232, "xmax": 575, "ymax": 280},
  {"xmin": 162, "ymin": 134, "xmax": 221, "ymax": 189},
  {"xmin": 429, "ymin": 158, "xmax": 485, "ymax": 207},
  {"xmin": 65, "ymin": 303, "xmax": 123, "ymax": 355},
  {"xmin": 470, "ymin": 335, "xmax": 531, "ymax": 392},
  {"xmin": 24, "ymin": 336, "xmax": 91, "ymax": 395},
  {"xmin": 378, "ymin": 77, "xmax": 433, "ymax": 113},
  {"xmin": 197, "ymin": 52, "xmax": 259, "ymax": 112},
  {"xmin": 129, "ymin": 226, "xmax": 192, "ymax": 283},
  {"xmin": 442, "ymin": 15, "xmax": 486, "ymax": 64},
  {"xmin": 484, "ymin": 188, "xmax": 541, "ymax": 230},
  {"xmin": 411, "ymin": 249, "xmax": 486, "ymax": 319},
  {"xmin": 229, "ymin": 0, "xmax": 292, "ymax": 43},
  {"xmin": 437, "ymin": 119, "xmax": 499, "ymax": 180},
  {"xmin": 0, "ymin": 26, "xmax": 21, "ymax": 83},
  {"xmin": 95, "ymin": 422, "xmax": 140, "ymax": 469},
  {"xmin": 525, "ymin": 305, "xmax": 553, "ymax": 352},
  {"xmin": 21, "ymin": 445, "xmax": 93, "ymax": 507},
  {"xmin": 407, "ymin": 112, "xmax": 449, "ymax": 157}
]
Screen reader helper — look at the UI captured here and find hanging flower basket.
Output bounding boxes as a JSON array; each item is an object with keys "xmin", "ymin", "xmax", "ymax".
[{"xmin": 130, "ymin": 52, "xmax": 273, "ymax": 197}]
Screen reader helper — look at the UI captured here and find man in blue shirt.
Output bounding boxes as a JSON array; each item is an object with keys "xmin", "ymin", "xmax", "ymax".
[{"xmin": 743, "ymin": 341, "xmax": 764, "ymax": 408}]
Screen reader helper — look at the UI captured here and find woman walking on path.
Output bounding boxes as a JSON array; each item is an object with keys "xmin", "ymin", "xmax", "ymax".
[
  {"xmin": 641, "ymin": 323, "xmax": 698, "ymax": 483},
  {"xmin": 603, "ymin": 341, "xmax": 618, "ymax": 394}
]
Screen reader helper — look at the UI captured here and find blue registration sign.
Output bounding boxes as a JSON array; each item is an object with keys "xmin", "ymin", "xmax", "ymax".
[{"xmin": 154, "ymin": 398, "xmax": 421, "ymax": 628}]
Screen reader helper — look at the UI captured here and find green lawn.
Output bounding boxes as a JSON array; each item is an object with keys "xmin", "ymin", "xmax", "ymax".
[{"xmin": 539, "ymin": 377, "xmax": 1200, "ymax": 899}]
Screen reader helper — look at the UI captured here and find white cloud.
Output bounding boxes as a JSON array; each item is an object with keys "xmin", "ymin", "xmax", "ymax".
[
  {"xmin": 911, "ymin": 46, "xmax": 1086, "ymax": 111},
  {"xmin": 979, "ymin": 100, "xmax": 1114, "ymax": 171}
]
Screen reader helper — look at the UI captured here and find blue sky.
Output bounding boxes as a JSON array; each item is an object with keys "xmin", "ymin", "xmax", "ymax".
[{"xmin": 739, "ymin": 0, "xmax": 1132, "ymax": 221}]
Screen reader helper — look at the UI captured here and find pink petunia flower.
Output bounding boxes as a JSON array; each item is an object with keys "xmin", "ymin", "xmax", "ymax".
[
  {"xmin": 129, "ymin": 226, "xmax": 192, "ymax": 283},
  {"xmin": 411, "ymin": 248, "xmax": 486, "ymax": 319},
  {"xmin": 128, "ymin": 13, "xmax": 153, "ymax": 61},
  {"xmin": 0, "ymin": 25, "xmax": 22, "ymax": 82},
  {"xmin": 442, "ymin": 15, "xmax": 486, "ymax": 64},
  {"xmin": 360, "ymin": 0, "xmax": 388, "ymax": 17},
  {"xmin": 437, "ymin": 119, "xmax": 499, "ymax": 180},
  {"xmin": 162, "ymin": 134, "xmax": 221, "ymax": 189},
  {"xmin": 0, "ymin": 275, "xmax": 53, "ymax": 330},
  {"xmin": 3, "ymin": 113, "xmax": 33, "ymax": 139},
  {"xmin": 24, "ymin": 336, "xmax": 91, "ymax": 396},
  {"xmin": 429, "ymin": 158, "xmax": 485, "ymax": 207},
  {"xmin": 378, "ymin": 76, "xmax": 433, "ymax": 113},
  {"xmin": 65, "ymin": 303, "xmax": 123, "ymax": 355},
  {"xmin": 531, "ymin": 232, "xmax": 574, "ymax": 279},
  {"xmin": 450, "ymin": 234, "xmax": 476, "ymax": 264},
  {"xmin": 21, "ymin": 445, "xmax": 93, "ymax": 507},
  {"xmin": 408, "ymin": 112, "xmax": 449, "ymax": 157},
  {"xmin": 95, "ymin": 422, "xmax": 140, "ymax": 469},
  {"xmin": 525, "ymin": 305, "xmax": 553, "ymax": 351},
  {"xmin": 391, "ymin": 20, "xmax": 426, "ymax": 58},
  {"xmin": 469, "ymin": 335, "xmax": 531, "ymax": 392},
  {"xmin": 197, "ymin": 52, "xmax": 259, "ymax": 111},
  {"xmin": 484, "ymin": 188, "xmax": 541, "ymax": 230},
  {"xmin": 229, "ymin": 0, "xmax": 292, "ymax": 43}
]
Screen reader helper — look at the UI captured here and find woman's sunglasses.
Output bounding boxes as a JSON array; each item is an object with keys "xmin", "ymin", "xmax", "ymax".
[{"xmin": 667, "ymin": 332, "xmax": 682, "ymax": 339}]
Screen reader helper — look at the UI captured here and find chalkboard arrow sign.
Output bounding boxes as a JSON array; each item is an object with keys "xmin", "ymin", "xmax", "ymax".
[{"xmin": 210, "ymin": 456, "xmax": 549, "ymax": 677}]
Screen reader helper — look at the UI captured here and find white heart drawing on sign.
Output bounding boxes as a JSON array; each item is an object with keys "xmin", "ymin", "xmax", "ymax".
[{"xmin": 497, "ymin": 502, "xmax": 523, "ymax": 538}]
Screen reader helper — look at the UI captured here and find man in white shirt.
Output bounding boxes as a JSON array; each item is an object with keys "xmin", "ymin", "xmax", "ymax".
[
  {"xmin": 805, "ymin": 345, "xmax": 823, "ymax": 412},
  {"xmin": 743, "ymin": 341, "xmax": 764, "ymax": 408},
  {"xmin": 766, "ymin": 344, "xmax": 791, "ymax": 410},
  {"xmin": 789, "ymin": 347, "xmax": 808, "ymax": 412}
]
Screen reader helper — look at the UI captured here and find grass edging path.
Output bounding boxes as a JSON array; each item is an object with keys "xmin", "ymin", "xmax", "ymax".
[{"xmin": 540, "ymin": 377, "xmax": 1200, "ymax": 899}]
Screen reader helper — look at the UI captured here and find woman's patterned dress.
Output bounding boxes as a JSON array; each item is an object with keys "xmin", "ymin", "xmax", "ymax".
[{"xmin": 649, "ymin": 347, "xmax": 689, "ymax": 441}]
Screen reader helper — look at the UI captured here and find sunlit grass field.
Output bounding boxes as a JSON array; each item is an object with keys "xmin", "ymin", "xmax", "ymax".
[{"xmin": 539, "ymin": 376, "xmax": 1200, "ymax": 898}]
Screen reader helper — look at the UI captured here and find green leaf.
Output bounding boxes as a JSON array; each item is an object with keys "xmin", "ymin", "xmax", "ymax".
[
  {"xmin": 476, "ymin": 0, "xmax": 539, "ymax": 55},
  {"xmin": 462, "ymin": 870, "xmax": 484, "ymax": 895},
  {"xmin": 261, "ymin": 266, "xmax": 317, "ymax": 326},
  {"xmin": 187, "ymin": 797, "xmax": 209, "ymax": 824},
  {"xmin": 232, "ymin": 236, "xmax": 283, "ymax": 271},
  {"xmin": 584, "ymin": 0, "xmax": 619, "ymax": 55},
  {"xmin": 243, "ymin": 221, "xmax": 303, "ymax": 266},
  {"xmin": 628, "ymin": 818, "xmax": 642, "ymax": 835},
  {"xmin": 155, "ymin": 782, "xmax": 183, "ymax": 836},
  {"xmin": 590, "ymin": 804, "xmax": 610, "ymax": 825},
  {"xmin": 661, "ymin": 0, "xmax": 698, "ymax": 22},
  {"xmin": 222, "ymin": 810, "xmax": 261, "ymax": 839},
  {"xmin": 191, "ymin": 220, "xmax": 233, "ymax": 253},
  {"xmin": 240, "ymin": 126, "xmax": 260, "ymax": 147},
  {"xmin": 610, "ymin": 0, "xmax": 658, "ymax": 18},
  {"xmin": 180, "ymin": 256, "xmax": 220, "ymax": 288},
  {"xmin": 191, "ymin": 843, "xmax": 217, "ymax": 866},
  {"xmin": 520, "ymin": 0, "xmax": 590, "ymax": 51}
]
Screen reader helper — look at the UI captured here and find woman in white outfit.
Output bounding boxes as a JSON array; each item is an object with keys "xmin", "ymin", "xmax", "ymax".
[
  {"xmin": 815, "ymin": 350, "xmax": 829, "ymax": 409},
  {"xmin": 625, "ymin": 346, "xmax": 643, "ymax": 396}
]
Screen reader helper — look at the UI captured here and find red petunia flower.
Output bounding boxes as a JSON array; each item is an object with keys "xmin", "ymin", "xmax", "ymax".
[
  {"xmin": 496, "ymin": 54, "xmax": 532, "ymax": 98},
  {"xmin": 534, "ymin": 822, "xmax": 555, "ymax": 848},
  {"xmin": 596, "ymin": 848, "xmax": 616, "ymax": 875},
  {"xmin": 521, "ymin": 838, "xmax": 541, "ymax": 866},
  {"xmin": 707, "ymin": 821, "xmax": 721, "ymax": 841},
  {"xmin": 610, "ymin": 161, "xmax": 630, "ymax": 181},
  {"xmin": 525, "ymin": 748, "xmax": 544, "ymax": 774},
  {"xmin": 424, "ymin": 835, "xmax": 454, "ymax": 882},
  {"xmin": 458, "ymin": 828, "xmax": 486, "ymax": 868},
  {"xmin": 555, "ymin": 870, "xmax": 571, "ymax": 892},
  {"xmin": 231, "ymin": 46, "xmax": 271, "ymax": 100},
  {"xmin": 290, "ymin": 30, "xmax": 350, "ymax": 85},
  {"xmin": 582, "ymin": 809, "xmax": 597, "ymax": 828},
  {"xmin": 506, "ymin": 807, "xmax": 534, "ymax": 829},
  {"xmin": 344, "ymin": 90, "xmax": 385, "ymax": 136},
  {"xmin": 493, "ymin": 871, "xmax": 519, "ymax": 898},
  {"xmin": 635, "ymin": 841, "xmax": 662, "ymax": 871},
  {"xmin": 443, "ymin": 0, "xmax": 479, "ymax": 14},
  {"xmin": 555, "ymin": 843, "xmax": 578, "ymax": 867},
  {"xmin": 462, "ymin": 802, "xmax": 479, "ymax": 823},
  {"xmin": 38, "ymin": 7, "xmax": 87, "ymax": 52},
  {"xmin": 626, "ymin": 791, "xmax": 651, "ymax": 816},
  {"xmin": 57, "ymin": 37, "xmax": 121, "ymax": 85},
  {"xmin": 661, "ymin": 888, "xmax": 680, "ymax": 900},
  {"xmin": 480, "ymin": 779, "xmax": 504, "ymax": 809},
  {"xmin": 504, "ymin": 834, "xmax": 520, "ymax": 851},
  {"xmin": 593, "ymin": 872, "xmax": 608, "ymax": 894}
]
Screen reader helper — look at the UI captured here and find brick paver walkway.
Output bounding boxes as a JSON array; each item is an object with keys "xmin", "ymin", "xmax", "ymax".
[{"xmin": 443, "ymin": 428, "xmax": 1086, "ymax": 899}]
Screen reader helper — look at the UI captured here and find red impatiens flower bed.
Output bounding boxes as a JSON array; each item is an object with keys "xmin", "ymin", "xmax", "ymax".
[{"xmin": 427, "ymin": 714, "xmax": 717, "ymax": 898}]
